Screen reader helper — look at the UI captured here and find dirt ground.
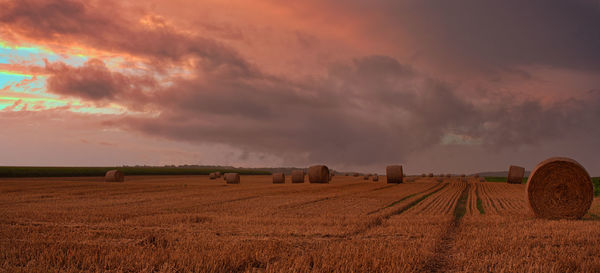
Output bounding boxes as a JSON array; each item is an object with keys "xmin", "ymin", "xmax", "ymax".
[{"xmin": 1, "ymin": 175, "xmax": 599, "ymax": 272}]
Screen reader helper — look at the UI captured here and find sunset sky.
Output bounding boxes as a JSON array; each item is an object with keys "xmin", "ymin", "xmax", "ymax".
[{"xmin": 1, "ymin": 0, "xmax": 599, "ymax": 174}]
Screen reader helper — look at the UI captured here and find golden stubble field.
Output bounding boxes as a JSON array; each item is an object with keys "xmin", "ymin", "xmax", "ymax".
[{"xmin": 1, "ymin": 175, "xmax": 599, "ymax": 273}]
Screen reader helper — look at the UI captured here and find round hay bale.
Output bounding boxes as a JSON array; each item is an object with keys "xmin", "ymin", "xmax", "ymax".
[
  {"xmin": 105, "ymin": 170, "xmax": 124, "ymax": 182},
  {"xmin": 526, "ymin": 157, "xmax": 593, "ymax": 219},
  {"xmin": 386, "ymin": 165, "xmax": 403, "ymax": 184},
  {"xmin": 308, "ymin": 165, "xmax": 330, "ymax": 183},
  {"xmin": 428, "ymin": 173, "xmax": 433, "ymax": 177},
  {"xmin": 507, "ymin": 165, "xmax": 525, "ymax": 184},
  {"xmin": 215, "ymin": 171, "xmax": 222, "ymax": 178},
  {"xmin": 291, "ymin": 170, "xmax": 305, "ymax": 183},
  {"xmin": 209, "ymin": 173, "xmax": 217, "ymax": 180},
  {"xmin": 372, "ymin": 175, "xmax": 379, "ymax": 182},
  {"xmin": 272, "ymin": 173, "xmax": 285, "ymax": 184},
  {"xmin": 224, "ymin": 173, "xmax": 240, "ymax": 184},
  {"xmin": 363, "ymin": 174, "xmax": 371, "ymax": 180}
]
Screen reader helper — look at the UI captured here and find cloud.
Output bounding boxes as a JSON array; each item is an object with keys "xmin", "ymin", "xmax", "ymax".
[{"xmin": 44, "ymin": 59, "xmax": 156, "ymax": 104}]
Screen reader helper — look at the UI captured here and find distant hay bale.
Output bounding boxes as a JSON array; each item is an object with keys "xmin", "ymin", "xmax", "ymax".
[
  {"xmin": 209, "ymin": 173, "xmax": 217, "ymax": 180},
  {"xmin": 291, "ymin": 170, "xmax": 305, "ymax": 183},
  {"xmin": 363, "ymin": 174, "xmax": 371, "ymax": 180},
  {"xmin": 526, "ymin": 157, "xmax": 593, "ymax": 219},
  {"xmin": 428, "ymin": 173, "xmax": 433, "ymax": 177},
  {"xmin": 421, "ymin": 174, "xmax": 426, "ymax": 177},
  {"xmin": 353, "ymin": 173, "xmax": 359, "ymax": 177},
  {"xmin": 308, "ymin": 165, "xmax": 330, "ymax": 183},
  {"xmin": 215, "ymin": 171, "xmax": 222, "ymax": 178},
  {"xmin": 105, "ymin": 170, "xmax": 124, "ymax": 182},
  {"xmin": 272, "ymin": 173, "xmax": 285, "ymax": 184},
  {"xmin": 224, "ymin": 173, "xmax": 240, "ymax": 184},
  {"xmin": 507, "ymin": 165, "xmax": 525, "ymax": 184},
  {"xmin": 386, "ymin": 165, "xmax": 403, "ymax": 184},
  {"xmin": 372, "ymin": 175, "xmax": 379, "ymax": 182}
]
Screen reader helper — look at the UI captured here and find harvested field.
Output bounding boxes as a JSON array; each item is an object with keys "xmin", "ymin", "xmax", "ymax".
[{"xmin": 1, "ymin": 175, "xmax": 599, "ymax": 272}]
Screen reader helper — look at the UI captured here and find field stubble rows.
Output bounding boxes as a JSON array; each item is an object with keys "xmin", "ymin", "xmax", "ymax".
[{"xmin": 1, "ymin": 175, "xmax": 599, "ymax": 272}]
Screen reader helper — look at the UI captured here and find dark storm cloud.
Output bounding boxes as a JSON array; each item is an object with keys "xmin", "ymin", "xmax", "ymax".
[
  {"xmin": 302, "ymin": 0, "xmax": 600, "ymax": 71},
  {"xmin": 45, "ymin": 59, "xmax": 155, "ymax": 103},
  {"xmin": 3, "ymin": 0, "xmax": 600, "ymax": 169}
]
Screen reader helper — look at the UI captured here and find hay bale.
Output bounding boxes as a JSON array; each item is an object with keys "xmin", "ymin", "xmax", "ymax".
[
  {"xmin": 291, "ymin": 170, "xmax": 305, "ymax": 183},
  {"xmin": 363, "ymin": 174, "xmax": 371, "ymax": 180},
  {"xmin": 526, "ymin": 157, "xmax": 593, "ymax": 219},
  {"xmin": 353, "ymin": 173, "xmax": 359, "ymax": 177},
  {"xmin": 421, "ymin": 173, "xmax": 426, "ymax": 177},
  {"xmin": 507, "ymin": 165, "xmax": 525, "ymax": 184},
  {"xmin": 272, "ymin": 173, "xmax": 285, "ymax": 184},
  {"xmin": 209, "ymin": 173, "xmax": 217, "ymax": 180},
  {"xmin": 386, "ymin": 165, "xmax": 403, "ymax": 184},
  {"xmin": 427, "ymin": 173, "xmax": 433, "ymax": 177},
  {"xmin": 105, "ymin": 170, "xmax": 124, "ymax": 182},
  {"xmin": 372, "ymin": 175, "xmax": 379, "ymax": 182},
  {"xmin": 224, "ymin": 173, "xmax": 240, "ymax": 184},
  {"xmin": 215, "ymin": 171, "xmax": 222, "ymax": 178},
  {"xmin": 308, "ymin": 165, "xmax": 330, "ymax": 183}
]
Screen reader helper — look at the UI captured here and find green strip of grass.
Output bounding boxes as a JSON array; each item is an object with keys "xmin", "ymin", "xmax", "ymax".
[
  {"xmin": 593, "ymin": 177, "xmax": 599, "ymax": 197},
  {"xmin": 0, "ymin": 166, "xmax": 270, "ymax": 178},
  {"xmin": 484, "ymin": 176, "xmax": 528, "ymax": 184}
]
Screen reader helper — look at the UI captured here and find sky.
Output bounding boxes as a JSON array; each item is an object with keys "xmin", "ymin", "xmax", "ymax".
[{"xmin": 1, "ymin": 0, "xmax": 599, "ymax": 175}]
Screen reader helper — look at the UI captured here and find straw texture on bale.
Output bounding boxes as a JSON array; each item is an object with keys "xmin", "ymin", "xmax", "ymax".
[
  {"xmin": 526, "ymin": 157, "xmax": 593, "ymax": 219},
  {"xmin": 291, "ymin": 170, "xmax": 305, "ymax": 183},
  {"xmin": 308, "ymin": 165, "xmax": 330, "ymax": 183},
  {"xmin": 105, "ymin": 170, "xmax": 124, "ymax": 182},
  {"xmin": 507, "ymin": 165, "xmax": 525, "ymax": 184},
  {"xmin": 272, "ymin": 173, "xmax": 285, "ymax": 184},
  {"xmin": 209, "ymin": 173, "xmax": 217, "ymax": 180},
  {"xmin": 224, "ymin": 173, "xmax": 240, "ymax": 184},
  {"xmin": 372, "ymin": 175, "xmax": 379, "ymax": 182},
  {"xmin": 386, "ymin": 165, "xmax": 403, "ymax": 184}
]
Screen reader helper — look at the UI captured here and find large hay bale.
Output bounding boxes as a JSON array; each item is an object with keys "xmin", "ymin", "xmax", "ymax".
[
  {"xmin": 386, "ymin": 165, "xmax": 403, "ymax": 184},
  {"xmin": 372, "ymin": 175, "xmax": 379, "ymax": 182},
  {"xmin": 526, "ymin": 157, "xmax": 593, "ymax": 219},
  {"xmin": 308, "ymin": 165, "xmax": 330, "ymax": 183},
  {"xmin": 272, "ymin": 173, "xmax": 285, "ymax": 184},
  {"xmin": 291, "ymin": 170, "xmax": 305, "ymax": 183},
  {"xmin": 224, "ymin": 173, "xmax": 240, "ymax": 184},
  {"xmin": 507, "ymin": 165, "xmax": 525, "ymax": 184},
  {"xmin": 105, "ymin": 170, "xmax": 124, "ymax": 182},
  {"xmin": 209, "ymin": 173, "xmax": 217, "ymax": 180}
]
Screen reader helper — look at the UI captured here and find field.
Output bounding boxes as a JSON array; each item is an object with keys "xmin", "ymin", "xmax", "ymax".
[{"xmin": 1, "ymin": 175, "xmax": 600, "ymax": 272}]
